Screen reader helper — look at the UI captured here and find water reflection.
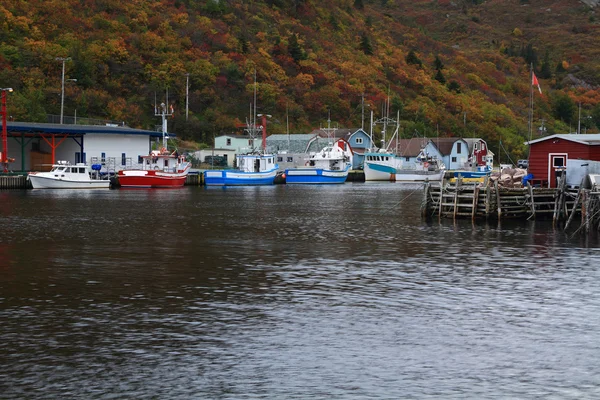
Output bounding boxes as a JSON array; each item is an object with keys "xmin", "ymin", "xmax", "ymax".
[{"xmin": 1, "ymin": 184, "xmax": 599, "ymax": 399}]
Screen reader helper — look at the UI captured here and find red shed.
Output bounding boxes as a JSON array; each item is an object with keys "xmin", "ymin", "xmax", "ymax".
[{"xmin": 526, "ymin": 133, "xmax": 600, "ymax": 188}]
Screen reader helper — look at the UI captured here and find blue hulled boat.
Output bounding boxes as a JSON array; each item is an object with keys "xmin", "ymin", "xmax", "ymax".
[
  {"xmin": 285, "ymin": 139, "xmax": 353, "ymax": 184},
  {"xmin": 204, "ymin": 153, "xmax": 279, "ymax": 186}
]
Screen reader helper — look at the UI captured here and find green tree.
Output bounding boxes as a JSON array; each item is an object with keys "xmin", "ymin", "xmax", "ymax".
[
  {"xmin": 359, "ymin": 33, "xmax": 373, "ymax": 55},
  {"xmin": 354, "ymin": 0, "xmax": 364, "ymax": 10},
  {"xmin": 434, "ymin": 69, "xmax": 446, "ymax": 84},
  {"xmin": 591, "ymin": 103, "xmax": 600, "ymax": 130},
  {"xmin": 552, "ymin": 93, "xmax": 576, "ymax": 124},
  {"xmin": 539, "ymin": 50, "xmax": 552, "ymax": 79},
  {"xmin": 288, "ymin": 34, "xmax": 305, "ymax": 63},
  {"xmin": 405, "ymin": 50, "xmax": 422, "ymax": 67},
  {"xmin": 434, "ymin": 55, "xmax": 444, "ymax": 71},
  {"xmin": 523, "ymin": 43, "xmax": 538, "ymax": 67},
  {"xmin": 448, "ymin": 80, "xmax": 461, "ymax": 93}
]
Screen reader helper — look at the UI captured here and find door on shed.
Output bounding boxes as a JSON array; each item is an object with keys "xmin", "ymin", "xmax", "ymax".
[{"xmin": 548, "ymin": 153, "xmax": 567, "ymax": 188}]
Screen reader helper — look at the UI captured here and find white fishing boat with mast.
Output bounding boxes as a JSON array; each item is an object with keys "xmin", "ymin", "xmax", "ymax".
[
  {"xmin": 363, "ymin": 102, "xmax": 404, "ymax": 181},
  {"xmin": 285, "ymin": 114, "xmax": 353, "ymax": 184}
]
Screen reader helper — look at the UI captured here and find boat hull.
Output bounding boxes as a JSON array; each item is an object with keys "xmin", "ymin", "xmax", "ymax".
[
  {"xmin": 395, "ymin": 169, "xmax": 445, "ymax": 182},
  {"xmin": 28, "ymin": 174, "xmax": 110, "ymax": 189},
  {"xmin": 285, "ymin": 166, "xmax": 349, "ymax": 184},
  {"xmin": 204, "ymin": 169, "xmax": 278, "ymax": 186},
  {"xmin": 452, "ymin": 170, "xmax": 490, "ymax": 178},
  {"xmin": 364, "ymin": 162, "xmax": 397, "ymax": 181},
  {"xmin": 117, "ymin": 170, "xmax": 188, "ymax": 188}
]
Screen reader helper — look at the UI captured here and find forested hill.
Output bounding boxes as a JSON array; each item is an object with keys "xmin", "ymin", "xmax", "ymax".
[{"xmin": 1, "ymin": 0, "xmax": 599, "ymax": 158}]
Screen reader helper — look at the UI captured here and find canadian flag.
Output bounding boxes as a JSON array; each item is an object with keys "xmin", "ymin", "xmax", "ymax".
[{"xmin": 532, "ymin": 72, "xmax": 542, "ymax": 94}]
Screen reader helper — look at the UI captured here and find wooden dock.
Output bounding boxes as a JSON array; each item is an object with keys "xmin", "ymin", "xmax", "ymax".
[
  {"xmin": 0, "ymin": 174, "xmax": 30, "ymax": 189},
  {"xmin": 421, "ymin": 176, "xmax": 600, "ymax": 233}
]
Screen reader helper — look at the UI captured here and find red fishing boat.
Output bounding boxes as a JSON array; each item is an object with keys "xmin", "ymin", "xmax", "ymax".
[
  {"xmin": 117, "ymin": 99, "xmax": 190, "ymax": 188},
  {"xmin": 117, "ymin": 148, "xmax": 190, "ymax": 188}
]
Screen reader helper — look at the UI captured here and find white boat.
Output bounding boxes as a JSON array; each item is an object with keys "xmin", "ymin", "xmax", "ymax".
[
  {"xmin": 204, "ymin": 153, "xmax": 279, "ymax": 186},
  {"xmin": 28, "ymin": 161, "xmax": 110, "ymax": 189},
  {"xmin": 285, "ymin": 139, "xmax": 353, "ymax": 184},
  {"xmin": 364, "ymin": 151, "xmax": 404, "ymax": 181},
  {"xmin": 395, "ymin": 150, "xmax": 446, "ymax": 182}
]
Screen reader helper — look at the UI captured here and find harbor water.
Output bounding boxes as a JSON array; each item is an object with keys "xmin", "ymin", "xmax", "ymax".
[{"xmin": 1, "ymin": 183, "xmax": 600, "ymax": 399}]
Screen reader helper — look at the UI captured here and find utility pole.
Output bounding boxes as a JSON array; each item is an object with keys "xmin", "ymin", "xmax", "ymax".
[
  {"xmin": 185, "ymin": 73, "xmax": 190, "ymax": 121},
  {"xmin": 56, "ymin": 57, "xmax": 71, "ymax": 124}
]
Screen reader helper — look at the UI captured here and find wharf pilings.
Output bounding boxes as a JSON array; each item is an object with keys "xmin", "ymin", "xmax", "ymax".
[
  {"xmin": 421, "ymin": 176, "xmax": 600, "ymax": 234},
  {"xmin": 0, "ymin": 174, "xmax": 31, "ymax": 189}
]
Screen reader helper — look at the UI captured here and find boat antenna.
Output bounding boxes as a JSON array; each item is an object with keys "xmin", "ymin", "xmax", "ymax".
[{"xmin": 155, "ymin": 89, "xmax": 172, "ymax": 151}]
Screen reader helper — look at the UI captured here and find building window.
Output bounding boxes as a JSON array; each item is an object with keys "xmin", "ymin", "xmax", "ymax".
[
  {"xmin": 452, "ymin": 157, "xmax": 457, "ymax": 163},
  {"xmin": 227, "ymin": 138, "xmax": 231, "ymax": 146},
  {"xmin": 277, "ymin": 156, "xmax": 283, "ymax": 162},
  {"xmin": 287, "ymin": 157, "xmax": 293, "ymax": 162},
  {"xmin": 356, "ymin": 138, "xmax": 363, "ymax": 144},
  {"xmin": 82, "ymin": 152, "xmax": 86, "ymax": 163},
  {"xmin": 121, "ymin": 153, "xmax": 126, "ymax": 166},
  {"xmin": 101, "ymin": 152, "xmax": 106, "ymax": 164},
  {"xmin": 457, "ymin": 143, "xmax": 461, "ymax": 154},
  {"xmin": 553, "ymin": 157, "xmax": 565, "ymax": 167},
  {"xmin": 75, "ymin": 152, "xmax": 81, "ymax": 164},
  {"xmin": 405, "ymin": 157, "xmax": 410, "ymax": 162},
  {"xmin": 248, "ymin": 140, "xmax": 253, "ymax": 146},
  {"xmin": 138, "ymin": 156, "xmax": 143, "ymax": 164}
]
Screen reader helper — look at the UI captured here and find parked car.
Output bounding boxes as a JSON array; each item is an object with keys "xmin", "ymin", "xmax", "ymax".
[{"xmin": 517, "ymin": 159, "xmax": 529, "ymax": 169}]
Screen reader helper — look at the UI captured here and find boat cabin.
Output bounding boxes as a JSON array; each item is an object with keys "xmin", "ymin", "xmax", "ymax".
[{"xmin": 237, "ymin": 154, "xmax": 276, "ymax": 173}]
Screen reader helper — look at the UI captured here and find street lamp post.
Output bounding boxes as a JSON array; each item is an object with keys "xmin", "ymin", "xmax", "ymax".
[
  {"xmin": 57, "ymin": 57, "xmax": 71, "ymax": 124},
  {"xmin": 1, "ymin": 88, "xmax": 14, "ymax": 172}
]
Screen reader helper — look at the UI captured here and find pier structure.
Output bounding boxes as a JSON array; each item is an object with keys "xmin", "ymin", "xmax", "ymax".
[{"xmin": 421, "ymin": 175, "xmax": 600, "ymax": 234}]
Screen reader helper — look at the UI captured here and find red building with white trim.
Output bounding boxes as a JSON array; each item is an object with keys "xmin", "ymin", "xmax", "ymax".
[{"xmin": 526, "ymin": 133, "xmax": 600, "ymax": 188}]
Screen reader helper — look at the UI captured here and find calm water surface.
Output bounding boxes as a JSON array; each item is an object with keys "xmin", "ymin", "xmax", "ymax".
[{"xmin": 1, "ymin": 183, "xmax": 600, "ymax": 399}]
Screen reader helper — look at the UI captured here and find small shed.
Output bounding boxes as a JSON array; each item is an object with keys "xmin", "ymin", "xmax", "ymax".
[{"xmin": 526, "ymin": 133, "xmax": 600, "ymax": 188}]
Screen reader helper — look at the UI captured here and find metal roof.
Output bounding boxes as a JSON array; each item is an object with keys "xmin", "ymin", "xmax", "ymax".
[
  {"xmin": 526, "ymin": 133, "xmax": 600, "ymax": 146},
  {"xmin": 2, "ymin": 121, "xmax": 166, "ymax": 137}
]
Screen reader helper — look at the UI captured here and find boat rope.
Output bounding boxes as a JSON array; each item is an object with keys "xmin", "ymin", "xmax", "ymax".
[{"xmin": 392, "ymin": 186, "xmax": 422, "ymax": 208}]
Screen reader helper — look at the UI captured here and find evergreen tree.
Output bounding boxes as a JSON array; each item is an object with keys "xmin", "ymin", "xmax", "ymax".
[
  {"xmin": 539, "ymin": 50, "xmax": 552, "ymax": 79},
  {"xmin": 434, "ymin": 55, "xmax": 444, "ymax": 71},
  {"xmin": 288, "ymin": 34, "xmax": 305, "ymax": 62},
  {"xmin": 552, "ymin": 93, "xmax": 576, "ymax": 124},
  {"xmin": 360, "ymin": 33, "xmax": 373, "ymax": 55},
  {"xmin": 239, "ymin": 36, "xmax": 249, "ymax": 54},
  {"xmin": 448, "ymin": 81, "xmax": 461, "ymax": 93},
  {"xmin": 591, "ymin": 103, "xmax": 600, "ymax": 130},
  {"xmin": 434, "ymin": 69, "xmax": 446, "ymax": 84},
  {"xmin": 354, "ymin": 0, "xmax": 364, "ymax": 10},
  {"xmin": 405, "ymin": 50, "xmax": 422, "ymax": 67},
  {"xmin": 523, "ymin": 43, "xmax": 538, "ymax": 67}
]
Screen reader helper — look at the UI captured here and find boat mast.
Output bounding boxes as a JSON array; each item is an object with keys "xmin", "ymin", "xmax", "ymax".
[{"xmin": 155, "ymin": 89, "xmax": 173, "ymax": 151}]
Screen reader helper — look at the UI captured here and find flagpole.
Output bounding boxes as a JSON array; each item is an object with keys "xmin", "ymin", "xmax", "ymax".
[{"xmin": 528, "ymin": 63, "xmax": 534, "ymax": 159}]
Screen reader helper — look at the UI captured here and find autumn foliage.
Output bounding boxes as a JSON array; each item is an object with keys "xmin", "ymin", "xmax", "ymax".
[{"xmin": 0, "ymin": 0, "xmax": 599, "ymax": 159}]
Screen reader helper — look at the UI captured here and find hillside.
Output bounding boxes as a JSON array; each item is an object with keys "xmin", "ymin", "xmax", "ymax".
[{"xmin": 1, "ymin": 0, "xmax": 599, "ymax": 160}]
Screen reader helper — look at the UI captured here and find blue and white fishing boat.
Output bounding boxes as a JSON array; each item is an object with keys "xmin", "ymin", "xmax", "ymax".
[
  {"xmin": 364, "ymin": 151, "xmax": 403, "ymax": 181},
  {"xmin": 204, "ymin": 71, "xmax": 280, "ymax": 186},
  {"xmin": 204, "ymin": 153, "xmax": 279, "ymax": 186},
  {"xmin": 285, "ymin": 138, "xmax": 353, "ymax": 184},
  {"xmin": 452, "ymin": 165, "xmax": 492, "ymax": 179}
]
